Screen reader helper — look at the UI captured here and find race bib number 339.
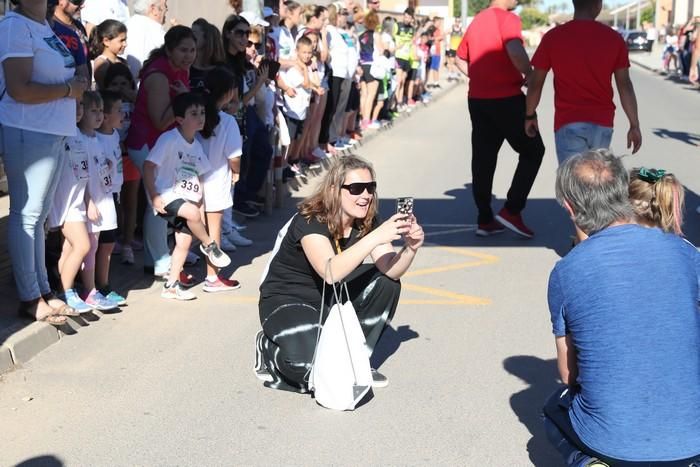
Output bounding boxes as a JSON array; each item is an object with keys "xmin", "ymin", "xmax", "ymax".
[{"xmin": 174, "ymin": 164, "xmax": 202, "ymax": 202}]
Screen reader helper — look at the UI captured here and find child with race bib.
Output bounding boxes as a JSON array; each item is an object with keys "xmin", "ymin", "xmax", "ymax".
[
  {"xmin": 144, "ymin": 92, "xmax": 231, "ymax": 300},
  {"xmin": 198, "ymin": 68, "xmax": 243, "ymax": 293},
  {"xmin": 95, "ymin": 90, "xmax": 127, "ymax": 305},
  {"xmin": 80, "ymin": 91, "xmax": 119, "ymax": 311},
  {"xmin": 48, "ymin": 98, "xmax": 92, "ymax": 314}
]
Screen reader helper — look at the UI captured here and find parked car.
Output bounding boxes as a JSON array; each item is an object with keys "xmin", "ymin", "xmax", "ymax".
[{"xmin": 624, "ymin": 30, "xmax": 652, "ymax": 51}]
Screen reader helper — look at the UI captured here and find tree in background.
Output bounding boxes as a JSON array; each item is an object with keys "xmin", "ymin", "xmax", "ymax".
[
  {"xmin": 520, "ymin": 7, "xmax": 549, "ymax": 29},
  {"xmin": 641, "ymin": 4, "xmax": 655, "ymax": 24}
]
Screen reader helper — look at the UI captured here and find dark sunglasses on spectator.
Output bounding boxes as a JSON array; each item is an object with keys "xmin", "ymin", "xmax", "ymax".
[
  {"xmin": 234, "ymin": 30, "xmax": 251, "ymax": 37},
  {"xmin": 369, "ymin": 1, "xmax": 379, "ymax": 4},
  {"xmin": 341, "ymin": 182, "xmax": 376, "ymax": 195},
  {"xmin": 247, "ymin": 41, "xmax": 260, "ymax": 47},
  {"xmin": 70, "ymin": 0, "xmax": 85, "ymax": 5}
]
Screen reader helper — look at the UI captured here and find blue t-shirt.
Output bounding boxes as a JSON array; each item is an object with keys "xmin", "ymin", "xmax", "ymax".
[{"xmin": 548, "ymin": 224, "xmax": 700, "ymax": 461}]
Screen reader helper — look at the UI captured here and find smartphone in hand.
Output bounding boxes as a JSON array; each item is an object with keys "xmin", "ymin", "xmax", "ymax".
[{"xmin": 396, "ymin": 197, "xmax": 414, "ymax": 218}]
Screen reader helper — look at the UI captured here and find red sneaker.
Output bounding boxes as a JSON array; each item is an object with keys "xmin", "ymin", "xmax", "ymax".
[
  {"xmin": 495, "ymin": 208, "xmax": 534, "ymax": 238},
  {"xmin": 179, "ymin": 271, "xmax": 196, "ymax": 287},
  {"xmin": 202, "ymin": 276, "xmax": 241, "ymax": 293},
  {"xmin": 475, "ymin": 219, "xmax": 506, "ymax": 237}
]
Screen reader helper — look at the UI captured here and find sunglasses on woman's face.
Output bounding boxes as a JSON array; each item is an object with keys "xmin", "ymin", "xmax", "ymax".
[
  {"xmin": 247, "ymin": 41, "xmax": 260, "ymax": 47},
  {"xmin": 70, "ymin": 0, "xmax": 85, "ymax": 6},
  {"xmin": 342, "ymin": 181, "xmax": 377, "ymax": 195}
]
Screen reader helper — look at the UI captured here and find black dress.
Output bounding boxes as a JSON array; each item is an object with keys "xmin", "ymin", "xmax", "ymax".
[{"xmin": 257, "ymin": 214, "xmax": 401, "ymax": 393}]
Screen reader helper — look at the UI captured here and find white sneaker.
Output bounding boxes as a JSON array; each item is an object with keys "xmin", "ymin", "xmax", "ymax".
[
  {"xmin": 227, "ymin": 229, "xmax": 253, "ymax": 247},
  {"xmin": 220, "ymin": 235, "xmax": 238, "ymax": 252},
  {"xmin": 312, "ymin": 147, "xmax": 328, "ymax": 159},
  {"xmin": 161, "ymin": 281, "xmax": 196, "ymax": 300}
]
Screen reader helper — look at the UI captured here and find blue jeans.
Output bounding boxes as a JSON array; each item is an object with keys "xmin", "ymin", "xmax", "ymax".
[
  {"xmin": 2, "ymin": 126, "xmax": 65, "ymax": 301},
  {"xmin": 127, "ymin": 145, "xmax": 170, "ymax": 275},
  {"xmin": 554, "ymin": 123, "xmax": 613, "ymax": 164}
]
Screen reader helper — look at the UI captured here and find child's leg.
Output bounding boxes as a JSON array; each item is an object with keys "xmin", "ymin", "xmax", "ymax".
[
  {"xmin": 60, "ymin": 222, "xmax": 90, "ymax": 292},
  {"xmin": 168, "ymin": 231, "xmax": 192, "ymax": 286},
  {"xmin": 120, "ymin": 180, "xmax": 139, "ymax": 247},
  {"xmin": 80, "ymin": 232, "xmax": 100, "ymax": 292},
  {"xmin": 205, "ymin": 210, "xmax": 223, "ymax": 277},
  {"xmin": 311, "ymin": 93, "xmax": 327, "ymax": 150},
  {"xmin": 95, "ymin": 241, "xmax": 115, "ymax": 291},
  {"xmin": 176, "ymin": 202, "xmax": 214, "ymax": 247},
  {"xmin": 299, "ymin": 100, "xmax": 317, "ymax": 157}
]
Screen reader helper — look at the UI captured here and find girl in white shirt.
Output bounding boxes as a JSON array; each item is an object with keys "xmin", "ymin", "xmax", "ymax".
[
  {"xmin": 197, "ymin": 68, "xmax": 244, "ymax": 293},
  {"xmin": 80, "ymin": 91, "xmax": 119, "ymax": 311},
  {"xmin": 49, "ymin": 99, "xmax": 93, "ymax": 314}
]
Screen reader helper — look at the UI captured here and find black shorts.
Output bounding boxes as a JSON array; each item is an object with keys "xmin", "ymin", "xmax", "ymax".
[
  {"xmin": 157, "ymin": 198, "xmax": 192, "ymax": 235},
  {"xmin": 446, "ymin": 49, "xmax": 457, "ymax": 58},
  {"xmin": 98, "ymin": 228, "xmax": 118, "ymax": 244},
  {"xmin": 345, "ymin": 84, "xmax": 360, "ymax": 112},
  {"xmin": 284, "ymin": 114, "xmax": 305, "ymax": 141},
  {"xmin": 360, "ymin": 64, "xmax": 375, "ymax": 83},
  {"xmin": 396, "ymin": 58, "xmax": 411, "ymax": 73},
  {"xmin": 407, "ymin": 67, "xmax": 417, "ymax": 81}
]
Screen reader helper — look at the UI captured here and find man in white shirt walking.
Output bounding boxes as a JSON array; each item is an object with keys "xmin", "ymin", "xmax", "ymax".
[{"xmin": 125, "ymin": 0, "xmax": 168, "ymax": 79}]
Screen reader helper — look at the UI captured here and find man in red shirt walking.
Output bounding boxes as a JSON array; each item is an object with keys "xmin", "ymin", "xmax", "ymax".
[
  {"xmin": 525, "ymin": 0, "xmax": 642, "ymax": 162},
  {"xmin": 456, "ymin": 0, "xmax": 545, "ymax": 239}
]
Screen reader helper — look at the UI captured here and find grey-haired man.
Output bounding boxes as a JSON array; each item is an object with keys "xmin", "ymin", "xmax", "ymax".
[{"xmin": 545, "ymin": 150, "xmax": 700, "ymax": 466}]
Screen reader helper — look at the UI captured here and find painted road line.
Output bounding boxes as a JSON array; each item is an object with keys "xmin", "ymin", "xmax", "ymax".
[{"xmin": 401, "ymin": 283, "xmax": 491, "ymax": 305}]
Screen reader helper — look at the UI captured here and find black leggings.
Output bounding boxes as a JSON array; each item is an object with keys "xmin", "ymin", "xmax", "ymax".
[
  {"xmin": 468, "ymin": 94, "xmax": 545, "ymax": 225},
  {"xmin": 258, "ymin": 265, "xmax": 401, "ymax": 393}
]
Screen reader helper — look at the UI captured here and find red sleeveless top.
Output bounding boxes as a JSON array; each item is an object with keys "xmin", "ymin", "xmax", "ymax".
[{"xmin": 126, "ymin": 55, "xmax": 190, "ymax": 150}]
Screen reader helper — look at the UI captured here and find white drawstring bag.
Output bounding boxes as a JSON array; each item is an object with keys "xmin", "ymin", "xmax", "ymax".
[{"xmin": 307, "ymin": 261, "xmax": 372, "ymax": 411}]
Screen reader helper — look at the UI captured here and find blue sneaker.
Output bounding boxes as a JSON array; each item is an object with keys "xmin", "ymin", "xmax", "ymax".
[
  {"xmin": 104, "ymin": 291, "xmax": 127, "ymax": 306},
  {"xmin": 84, "ymin": 289, "xmax": 118, "ymax": 311},
  {"xmin": 62, "ymin": 289, "xmax": 92, "ymax": 314}
]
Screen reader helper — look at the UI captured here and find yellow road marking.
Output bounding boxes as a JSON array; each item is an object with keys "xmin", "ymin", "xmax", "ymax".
[{"xmin": 401, "ymin": 282, "xmax": 491, "ymax": 305}]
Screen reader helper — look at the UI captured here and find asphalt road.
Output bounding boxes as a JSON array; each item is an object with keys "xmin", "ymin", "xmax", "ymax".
[{"xmin": 0, "ymin": 67, "xmax": 698, "ymax": 467}]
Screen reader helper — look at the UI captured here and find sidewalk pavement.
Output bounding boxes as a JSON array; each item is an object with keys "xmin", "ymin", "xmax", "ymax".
[
  {"xmin": 629, "ymin": 47, "xmax": 700, "ymax": 91},
  {"xmin": 0, "ymin": 80, "xmax": 461, "ymax": 377}
]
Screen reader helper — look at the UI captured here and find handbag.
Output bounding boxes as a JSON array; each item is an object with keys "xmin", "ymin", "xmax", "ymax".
[
  {"xmin": 370, "ymin": 56, "xmax": 387, "ymax": 80},
  {"xmin": 307, "ymin": 260, "xmax": 372, "ymax": 410}
]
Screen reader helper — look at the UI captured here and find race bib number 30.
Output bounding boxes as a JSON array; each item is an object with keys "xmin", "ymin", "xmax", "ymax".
[{"xmin": 174, "ymin": 164, "xmax": 202, "ymax": 202}]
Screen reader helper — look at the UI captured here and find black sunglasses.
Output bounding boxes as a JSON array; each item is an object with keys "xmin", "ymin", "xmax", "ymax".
[
  {"xmin": 70, "ymin": 0, "xmax": 85, "ymax": 5},
  {"xmin": 342, "ymin": 181, "xmax": 376, "ymax": 195},
  {"xmin": 247, "ymin": 41, "xmax": 261, "ymax": 47}
]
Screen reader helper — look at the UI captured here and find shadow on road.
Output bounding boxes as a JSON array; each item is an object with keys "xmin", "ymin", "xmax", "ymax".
[
  {"xmin": 15, "ymin": 455, "xmax": 64, "ymax": 467},
  {"xmin": 503, "ymin": 355, "xmax": 562, "ymax": 466},
  {"xmin": 652, "ymin": 128, "xmax": 700, "ymax": 147},
  {"xmin": 371, "ymin": 324, "xmax": 420, "ymax": 370},
  {"xmin": 378, "ymin": 183, "xmax": 574, "ymax": 257}
]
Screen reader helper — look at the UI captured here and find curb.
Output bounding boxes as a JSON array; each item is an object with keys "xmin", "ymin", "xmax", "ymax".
[
  {"xmin": 630, "ymin": 58, "xmax": 658, "ymax": 73},
  {"xmin": 0, "ymin": 80, "xmax": 461, "ymax": 377},
  {"xmin": 2, "ymin": 322, "xmax": 60, "ymax": 372}
]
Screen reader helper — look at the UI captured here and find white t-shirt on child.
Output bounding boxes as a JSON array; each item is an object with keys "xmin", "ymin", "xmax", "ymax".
[
  {"xmin": 281, "ymin": 66, "xmax": 311, "ymax": 120},
  {"xmin": 147, "ymin": 127, "xmax": 211, "ymax": 206},
  {"xmin": 197, "ymin": 112, "xmax": 242, "ymax": 212},
  {"xmin": 48, "ymin": 135, "xmax": 90, "ymax": 229},
  {"xmin": 85, "ymin": 132, "xmax": 118, "ymax": 233},
  {"xmin": 96, "ymin": 129, "xmax": 123, "ymax": 194}
]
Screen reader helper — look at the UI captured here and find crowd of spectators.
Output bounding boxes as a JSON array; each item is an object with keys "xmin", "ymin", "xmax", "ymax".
[{"xmin": 0, "ymin": 0, "xmax": 453, "ymax": 322}]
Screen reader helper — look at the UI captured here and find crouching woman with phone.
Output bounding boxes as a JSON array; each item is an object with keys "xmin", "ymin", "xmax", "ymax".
[{"xmin": 256, "ymin": 155, "xmax": 424, "ymax": 393}]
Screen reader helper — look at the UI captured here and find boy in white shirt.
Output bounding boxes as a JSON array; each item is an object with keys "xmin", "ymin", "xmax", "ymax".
[
  {"xmin": 280, "ymin": 36, "xmax": 319, "ymax": 166},
  {"xmin": 144, "ymin": 93, "xmax": 231, "ymax": 300},
  {"xmin": 95, "ymin": 90, "xmax": 126, "ymax": 306}
]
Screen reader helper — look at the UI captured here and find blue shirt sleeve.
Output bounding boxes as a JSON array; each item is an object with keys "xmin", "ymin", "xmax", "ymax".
[{"xmin": 547, "ymin": 267, "xmax": 567, "ymax": 337}]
